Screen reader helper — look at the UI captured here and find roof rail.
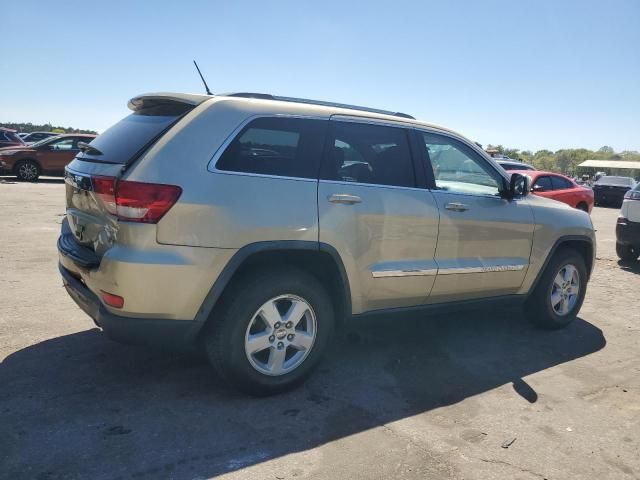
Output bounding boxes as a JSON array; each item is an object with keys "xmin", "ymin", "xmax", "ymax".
[{"xmin": 225, "ymin": 92, "xmax": 415, "ymax": 120}]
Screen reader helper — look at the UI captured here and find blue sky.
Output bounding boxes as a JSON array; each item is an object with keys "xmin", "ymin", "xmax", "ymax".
[{"xmin": 3, "ymin": 0, "xmax": 639, "ymax": 152}]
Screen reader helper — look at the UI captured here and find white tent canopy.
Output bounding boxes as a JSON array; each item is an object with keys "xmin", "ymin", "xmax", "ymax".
[{"xmin": 578, "ymin": 159, "xmax": 640, "ymax": 170}]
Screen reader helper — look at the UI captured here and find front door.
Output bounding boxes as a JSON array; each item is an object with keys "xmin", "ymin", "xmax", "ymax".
[
  {"xmin": 417, "ymin": 130, "xmax": 535, "ymax": 302},
  {"xmin": 318, "ymin": 119, "xmax": 440, "ymax": 314}
]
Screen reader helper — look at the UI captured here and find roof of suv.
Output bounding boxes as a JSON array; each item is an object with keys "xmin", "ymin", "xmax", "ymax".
[{"xmin": 127, "ymin": 91, "xmax": 464, "ymax": 139}]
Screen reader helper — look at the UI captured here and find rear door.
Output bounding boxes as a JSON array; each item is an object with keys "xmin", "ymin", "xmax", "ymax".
[
  {"xmin": 417, "ymin": 130, "xmax": 534, "ymax": 302},
  {"xmin": 318, "ymin": 118, "xmax": 439, "ymax": 313}
]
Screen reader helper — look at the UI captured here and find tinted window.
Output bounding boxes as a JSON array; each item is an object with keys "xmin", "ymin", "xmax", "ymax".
[
  {"xmin": 216, "ymin": 117, "xmax": 326, "ymax": 179},
  {"xmin": 78, "ymin": 107, "xmax": 190, "ymax": 164},
  {"xmin": 551, "ymin": 176, "xmax": 572, "ymax": 190},
  {"xmin": 421, "ymin": 132, "xmax": 500, "ymax": 195},
  {"xmin": 534, "ymin": 176, "xmax": 553, "ymax": 191},
  {"xmin": 321, "ymin": 121, "xmax": 415, "ymax": 188}
]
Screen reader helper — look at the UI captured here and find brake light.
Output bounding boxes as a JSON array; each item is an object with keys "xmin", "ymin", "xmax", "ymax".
[
  {"xmin": 101, "ymin": 290, "xmax": 124, "ymax": 308},
  {"xmin": 624, "ymin": 190, "xmax": 640, "ymax": 200},
  {"xmin": 92, "ymin": 176, "xmax": 182, "ymax": 223}
]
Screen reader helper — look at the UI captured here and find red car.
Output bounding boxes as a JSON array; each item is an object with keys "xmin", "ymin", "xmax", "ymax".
[{"xmin": 512, "ymin": 170, "xmax": 594, "ymax": 213}]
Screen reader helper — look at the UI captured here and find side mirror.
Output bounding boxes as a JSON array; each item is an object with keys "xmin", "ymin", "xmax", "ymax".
[{"xmin": 503, "ymin": 173, "xmax": 530, "ymax": 199}]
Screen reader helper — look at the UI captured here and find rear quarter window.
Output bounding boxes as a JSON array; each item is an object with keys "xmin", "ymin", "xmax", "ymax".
[{"xmin": 215, "ymin": 117, "xmax": 327, "ymax": 179}]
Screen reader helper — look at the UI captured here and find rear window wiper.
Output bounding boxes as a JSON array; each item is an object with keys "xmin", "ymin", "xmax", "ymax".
[{"xmin": 78, "ymin": 142, "xmax": 103, "ymax": 156}]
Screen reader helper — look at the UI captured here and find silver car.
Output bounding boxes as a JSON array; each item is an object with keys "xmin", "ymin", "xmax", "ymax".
[{"xmin": 58, "ymin": 92, "xmax": 596, "ymax": 395}]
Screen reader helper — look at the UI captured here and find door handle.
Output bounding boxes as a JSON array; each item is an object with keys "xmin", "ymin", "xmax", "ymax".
[
  {"xmin": 328, "ymin": 194, "xmax": 362, "ymax": 205},
  {"xmin": 444, "ymin": 202, "xmax": 469, "ymax": 212}
]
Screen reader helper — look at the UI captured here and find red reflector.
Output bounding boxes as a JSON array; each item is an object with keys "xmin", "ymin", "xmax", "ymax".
[
  {"xmin": 91, "ymin": 176, "xmax": 182, "ymax": 223},
  {"xmin": 101, "ymin": 290, "xmax": 124, "ymax": 308}
]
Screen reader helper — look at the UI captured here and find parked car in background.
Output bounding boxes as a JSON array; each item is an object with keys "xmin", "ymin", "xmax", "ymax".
[
  {"xmin": 496, "ymin": 159, "xmax": 536, "ymax": 171},
  {"xmin": 20, "ymin": 131, "xmax": 59, "ymax": 144},
  {"xmin": 0, "ymin": 128, "xmax": 25, "ymax": 149},
  {"xmin": 0, "ymin": 133, "xmax": 96, "ymax": 181},
  {"xmin": 593, "ymin": 176, "xmax": 636, "ymax": 207},
  {"xmin": 511, "ymin": 170, "xmax": 594, "ymax": 212},
  {"xmin": 58, "ymin": 91, "xmax": 595, "ymax": 395},
  {"xmin": 616, "ymin": 183, "xmax": 640, "ymax": 261}
]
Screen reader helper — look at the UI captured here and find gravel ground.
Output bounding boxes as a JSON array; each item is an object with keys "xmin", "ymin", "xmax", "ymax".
[{"xmin": 1, "ymin": 179, "xmax": 638, "ymax": 480}]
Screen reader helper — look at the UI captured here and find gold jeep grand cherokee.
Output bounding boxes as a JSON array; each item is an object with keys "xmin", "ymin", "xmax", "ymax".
[{"xmin": 58, "ymin": 92, "xmax": 596, "ymax": 395}]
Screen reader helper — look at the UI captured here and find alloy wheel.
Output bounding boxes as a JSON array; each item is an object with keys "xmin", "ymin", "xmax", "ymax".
[
  {"xmin": 244, "ymin": 294, "xmax": 317, "ymax": 376},
  {"xmin": 550, "ymin": 264, "xmax": 580, "ymax": 316}
]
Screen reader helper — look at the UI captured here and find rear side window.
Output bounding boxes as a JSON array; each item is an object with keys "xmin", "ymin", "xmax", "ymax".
[
  {"xmin": 321, "ymin": 121, "xmax": 415, "ymax": 188},
  {"xmin": 216, "ymin": 117, "xmax": 327, "ymax": 179},
  {"xmin": 551, "ymin": 176, "xmax": 572, "ymax": 190},
  {"xmin": 77, "ymin": 105, "xmax": 191, "ymax": 164},
  {"xmin": 534, "ymin": 176, "xmax": 553, "ymax": 191}
]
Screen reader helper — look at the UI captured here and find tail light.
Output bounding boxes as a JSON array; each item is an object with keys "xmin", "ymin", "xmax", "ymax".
[
  {"xmin": 624, "ymin": 190, "xmax": 640, "ymax": 201},
  {"xmin": 618, "ymin": 217, "xmax": 628, "ymax": 225},
  {"xmin": 92, "ymin": 176, "xmax": 182, "ymax": 223}
]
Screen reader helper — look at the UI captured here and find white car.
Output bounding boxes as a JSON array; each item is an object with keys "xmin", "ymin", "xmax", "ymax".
[{"xmin": 616, "ymin": 182, "xmax": 640, "ymax": 261}]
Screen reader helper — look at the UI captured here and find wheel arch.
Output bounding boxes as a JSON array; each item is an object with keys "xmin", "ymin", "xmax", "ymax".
[
  {"xmin": 529, "ymin": 235, "xmax": 595, "ymax": 295},
  {"xmin": 187, "ymin": 241, "xmax": 352, "ymax": 340}
]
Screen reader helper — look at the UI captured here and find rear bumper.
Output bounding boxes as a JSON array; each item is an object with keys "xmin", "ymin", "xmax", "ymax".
[
  {"xmin": 616, "ymin": 219, "xmax": 640, "ymax": 246},
  {"xmin": 59, "ymin": 262, "xmax": 194, "ymax": 348}
]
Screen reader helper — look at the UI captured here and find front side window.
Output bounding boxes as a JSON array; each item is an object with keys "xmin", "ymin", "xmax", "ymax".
[
  {"xmin": 421, "ymin": 132, "xmax": 501, "ymax": 196},
  {"xmin": 49, "ymin": 138, "xmax": 75, "ymax": 151},
  {"xmin": 216, "ymin": 117, "xmax": 326, "ymax": 179},
  {"xmin": 321, "ymin": 121, "xmax": 415, "ymax": 188}
]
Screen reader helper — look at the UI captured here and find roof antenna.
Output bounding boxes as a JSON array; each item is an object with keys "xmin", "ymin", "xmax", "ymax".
[{"xmin": 193, "ymin": 60, "xmax": 213, "ymax": 95}]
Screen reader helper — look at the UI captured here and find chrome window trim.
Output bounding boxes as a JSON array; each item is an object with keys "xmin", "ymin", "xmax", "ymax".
[
  {"xmin": 329, "ymin": 114, "xmax": 416, "ymax": 130},
  {"xmin": 206, "ymin": 113, "xmax": 327, "ymax": 177}
]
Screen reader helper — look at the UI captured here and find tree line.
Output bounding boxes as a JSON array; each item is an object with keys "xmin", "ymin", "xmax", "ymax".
[
  {"xmin": 485, "ymin": 144, "xmax": 640, "ymax": 175},
  {"xmin": 1, "ymin": 122, "xmax": 97, "ymax": 135}
]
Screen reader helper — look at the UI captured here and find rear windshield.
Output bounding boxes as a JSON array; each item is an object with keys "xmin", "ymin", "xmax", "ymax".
[
  {"xmin": 2, "ymin": 131, "xmax": 23, "ymax": 144},
  {"xmin": 595, "ymin": 176, "xmax": 635, "ymax": 186},
  {"xmin": 77, "ymin": 105, "xmax": 191, "ymax": 164}
]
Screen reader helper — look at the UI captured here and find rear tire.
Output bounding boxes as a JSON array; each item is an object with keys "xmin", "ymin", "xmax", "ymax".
[
  {"xmin": 204, "ymin": 267, "xmax": 335, "ymax": 396},
  {"xmin": 15, "ymin": 159, "xmax": 40, "ymax": 182},
  {"xmin": 525, "ymin": 248, "xmax": 587, "ymax": 329},
  {"xmin": 576, "ymin": 202, "xmax": 589, "ymax": 212},
  {"xmin": 616, "ymin": 242, "xmax": 639, "ymax": 262}
]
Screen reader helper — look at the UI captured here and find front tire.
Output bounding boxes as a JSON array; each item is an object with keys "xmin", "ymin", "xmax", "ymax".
[
  {"xmin": 616, "ymin": 242, "xmax": 639, "ymax": 262},
  {"xmin": 15, "ymin": 160, "xmax": 40, "ymax": 182},
  {"xmin": 525, "ymin": 248, "xmax": 587, "ymax": 329},
  {"xmin": 204, "ymin": 267, "xmax": 335, "ymax": 396}
]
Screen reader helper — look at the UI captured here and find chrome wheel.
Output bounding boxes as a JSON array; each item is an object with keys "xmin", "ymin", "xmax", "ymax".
[
  {"xmin": 244, "ymin": 294, "xmax": 317, "ymax": 376},
  {"xmin": 17, "ymin": 162, "xmax": 38, "ymax": 181},
  {"xmin": 550, "ymin": 264, "xmax": 580, "ymax": 316}
]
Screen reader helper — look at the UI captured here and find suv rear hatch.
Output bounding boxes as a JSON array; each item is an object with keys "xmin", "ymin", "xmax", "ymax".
[{"xmin": 60, "ymin": 93, "xmax": 208, "ymax": 266}]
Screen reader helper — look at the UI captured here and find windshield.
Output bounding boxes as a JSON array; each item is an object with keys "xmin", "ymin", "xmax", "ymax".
[{"xmin": 595, "ymin": 176, "xmax": 635, "ymax": 186}]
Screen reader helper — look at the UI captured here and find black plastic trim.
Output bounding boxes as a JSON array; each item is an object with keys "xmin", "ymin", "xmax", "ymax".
[
  {"xmin": 352, "ymin": 294, "xmax": 527, "ymax": 320},
  {"xmin": 187, "ymin": 241, "xmax": 352, "ymax": 339},
  {"xmin": 57, "ymin": 218, "xmax": 101, "ymax": 269},
  {"xmin": 528, "ymin": 235, "xmax": 595, "ymax": 294},
  {"xmin": 59, "ymin": 263, "xmax": 192, "ymax": 348}
]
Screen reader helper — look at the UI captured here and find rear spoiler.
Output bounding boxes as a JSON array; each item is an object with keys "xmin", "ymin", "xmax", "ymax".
[{"xmin": 127, "ymin": 92, "xmax": 211, "ymax": 112}]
